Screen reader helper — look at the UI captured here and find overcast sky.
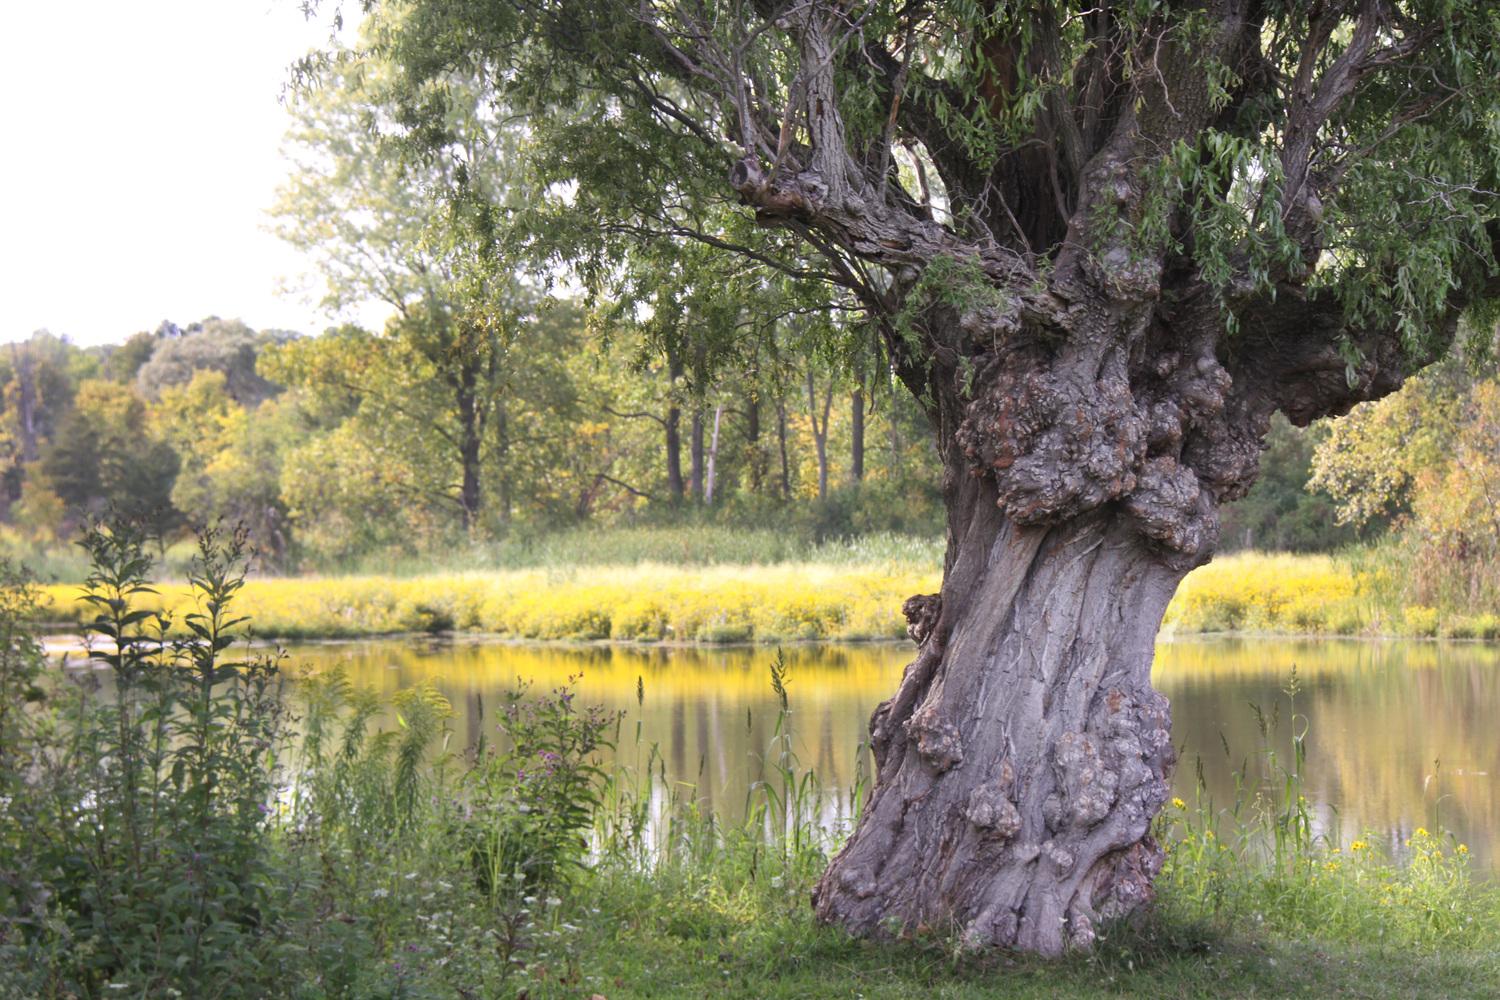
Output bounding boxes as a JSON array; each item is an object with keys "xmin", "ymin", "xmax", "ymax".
[{"xmin": 0, "ymin": 1, "xmax": 387, "ymax": 348}]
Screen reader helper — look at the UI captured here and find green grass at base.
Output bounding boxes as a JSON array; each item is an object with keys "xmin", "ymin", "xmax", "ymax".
[
  {"xmin": 507, "ymin": 897, "xmax": 1500, "ymax": 1000},
  {"xmin": 276, "ymin": 829, "xmax": 1499, "ymax": 1000}
]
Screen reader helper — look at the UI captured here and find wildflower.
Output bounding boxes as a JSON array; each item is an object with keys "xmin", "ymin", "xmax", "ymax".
[
  {"xmin": 372, "ymin": 888, "xmax": 390, "ymax": 899},
  {"xmin": 1351, "ymin": 840, "xmax": 1368, "ymax": 851},
  {"xmin": 1171, "ymin": 798, "xmax": 1186, "ymax": 810},
  {"xmin": 1414, "ymin": 827, "xmax": 1429, "ymax": 838},
  {"xmin": 1458, "ymin": 844, "xmax": 1469, "ymax": 854}
]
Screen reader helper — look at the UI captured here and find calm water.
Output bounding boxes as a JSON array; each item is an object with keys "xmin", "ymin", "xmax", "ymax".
[{"xmin": 276, "ymin": 636, "xmax": 1500, "ymax": 870}]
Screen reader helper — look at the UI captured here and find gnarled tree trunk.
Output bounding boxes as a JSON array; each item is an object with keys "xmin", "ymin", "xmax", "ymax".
[
  {"xmin": 394, "ymin": 0, "xmax": 1500, "ymax": 956},
  {"xmin": 815, "ymin": 494, "xmax": 1182, "ymax": 954}
]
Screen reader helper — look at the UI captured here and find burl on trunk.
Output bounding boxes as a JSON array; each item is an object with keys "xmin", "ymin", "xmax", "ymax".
[
  {"xmin": 809, "ymin": 273, "xmax": 1444, "ymax": 954},
  {"xmin": 715, "ymin": 5, "xmax": 1498, "ymax": 954}
]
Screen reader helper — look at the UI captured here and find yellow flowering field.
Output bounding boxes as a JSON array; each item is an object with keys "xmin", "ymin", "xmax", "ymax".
[
  {"xmin": 1163, "ymin": 552, "xmax": 1366, "ymax": 635},
  {"xmin": 36, "ymin": 562, "xmax": 940, "ymax": 643},
  {"xmin": 35, "ymin": 550, "xmax": 1490, "ymax": 641}
]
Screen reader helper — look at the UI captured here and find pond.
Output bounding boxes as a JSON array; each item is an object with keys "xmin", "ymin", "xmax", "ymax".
[{"xmin": 275, "ymin": 635, "xmax": 1500, "ymax": 872}]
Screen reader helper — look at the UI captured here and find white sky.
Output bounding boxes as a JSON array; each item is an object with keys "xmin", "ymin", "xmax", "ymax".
[{"xmin": 0, "ymin": 0, "xmax": 391, "ymax": 348}]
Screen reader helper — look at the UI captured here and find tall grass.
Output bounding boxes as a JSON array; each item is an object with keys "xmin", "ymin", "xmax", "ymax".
[
  {"xmin": 1157, "ymin": 666, "xmax": 1498, "ymax": 948},
  {"xmin": 1165, "ymin": 550, "xmax": 1500, "ymax": 638},
  {"xmin": 299, "ymin": 526, "xmax": 945, "ymax": 577}
]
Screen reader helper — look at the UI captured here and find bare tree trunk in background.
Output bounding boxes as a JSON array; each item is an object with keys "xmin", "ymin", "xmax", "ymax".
[
  {"xmin": 690, "ymin": 407, "xmax": 705, "ymax": 501},
  {"xmin": 9, "ymin": 344, "xmax": 38, "ymax": 465},
  {"xmin": 744, "ymin": 392, "xmax": 764, "ymax": 492},
  {"xmin": 704, "ymin": 403, "xmax": 723, "ymax": 503},
  {"xmin": 665, "ymin": 349, "xmax": 684, "ymax": 501},
  {"xmin": 851, "ymin": 386, "xmax": 865, "ymax": 483},
  {"xmin": 775, "ymin": 397, "xmax": 791, "ymax": 501},
  {"xmin": 493, "ymin": 401, "xmax": 511, "ymax": 522},
  {"xmin": 806, "ymin": 369, "xmax": 833, "ymax": 500}
]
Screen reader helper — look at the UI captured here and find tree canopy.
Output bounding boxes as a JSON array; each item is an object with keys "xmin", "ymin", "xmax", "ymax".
[{"xmin": 311, "ymin": 0, "xmax": 1500, "ymax": 954}]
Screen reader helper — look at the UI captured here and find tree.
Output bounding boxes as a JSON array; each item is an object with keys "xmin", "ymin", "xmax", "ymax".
[
  {"xmin": 36, "ymin": 380, "xmax": 179, "ymax": 528},
  {"xmin": 346, "ymin": 1, "xmax": 1500, "ymax": 953},
  {"xmin": 0, "ymin": 332, "xmax": 84, "ymax": 488},
  {"xmin": 134, "ymin": 317, "xmax": 287, "ymax": 407},
  {"xmin": 152, "ymin": 370, "xmax": 302, "ymax": 566},
  {"xmin": 1216, "ymin": 414, "xmax": 1357, "ymax": 553},
  {"xmin": 270, "ymin": 44, "xmax": 567, "ymax": 531},
  {"xmin": 1310, "ymin": 350, "xmax": 1500, "ymax": 609}
]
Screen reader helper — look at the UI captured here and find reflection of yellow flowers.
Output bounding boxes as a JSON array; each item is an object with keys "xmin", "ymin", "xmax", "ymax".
[{"xmin": 1171, "ymin": 798, "xmax": 1186, "ymax": 809}]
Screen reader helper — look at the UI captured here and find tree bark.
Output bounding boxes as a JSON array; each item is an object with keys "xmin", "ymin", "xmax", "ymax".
[
  {"xmin": 851, "ymin": 386, "xmax": 865, "ymax": 483},
  {"xmin": 690, "ymin": 406, "xmax": 705, "ymax": 502},
  {"xmin": 705, "ymin": 403, "xmax": 723, "ymax": 504},
  {"xmin": 665, "ymin": 349, "xmax": 684, "ymax": 501},
  {"xmin": 813, "ymin": 490, "xmax": 1181, "ymax": 955}
]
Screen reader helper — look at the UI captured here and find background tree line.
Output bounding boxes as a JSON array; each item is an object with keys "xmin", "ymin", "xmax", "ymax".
[
  {"xmin": 11, "ymin": 306, "xmax": 1469, "ymax": 576},
  {"xmin": 0, "ymin": 314, "xmax": 946, "ymax": 572}
]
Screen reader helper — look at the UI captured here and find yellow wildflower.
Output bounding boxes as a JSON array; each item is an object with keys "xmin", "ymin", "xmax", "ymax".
[{"xmin": 1171, "ymin": 798, "xmax": 1186, "ymax": 810}]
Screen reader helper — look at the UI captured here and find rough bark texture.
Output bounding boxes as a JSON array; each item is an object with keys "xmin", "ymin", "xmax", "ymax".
[
  {"xmin": 627, "ymin": 0, "xmax": 1498, "ymax": 954},
  {"xmin": 665, "ymin": 350, "xmax": 685, "ymax": 501},
  {"xmin": 817, "ymin": 503, "xmax": 1179, "ymax": 954}
]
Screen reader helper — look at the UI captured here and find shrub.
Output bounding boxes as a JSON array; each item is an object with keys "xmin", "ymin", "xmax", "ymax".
[
  {"xmin": 1, "ymin": 517, "xmax": 290, "ymax": 998},
  {"xmin": 1404, "ymin": 605, "xmax": 1440, "ymax": 637},
  {"xmin": 461, "ymin": 678, "xmax": 620, "ymax": 897}
]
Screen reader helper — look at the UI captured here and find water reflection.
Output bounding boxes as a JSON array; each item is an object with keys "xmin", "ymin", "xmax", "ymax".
[{"xmin": 281, "ymin": 636, "xmax": 1500, "ymax": 871}]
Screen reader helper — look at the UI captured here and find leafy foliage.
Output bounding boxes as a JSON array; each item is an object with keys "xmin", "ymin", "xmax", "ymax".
[{"xmin": 0, "ymin": 515, "xmax": 288, "ymax": 997}]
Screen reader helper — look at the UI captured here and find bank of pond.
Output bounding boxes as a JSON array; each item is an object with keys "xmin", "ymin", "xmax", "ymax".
[
  {"xmin": 13, "ymin": 632, "xmax": 1500, "ymax": 999},
  {"xmin": 9, "ymin": 529, "xmax": 1500, "ymax": 999},
  {"xmin": 29, "ymin": 551, "xmax": 1500, "ymax": 642}
]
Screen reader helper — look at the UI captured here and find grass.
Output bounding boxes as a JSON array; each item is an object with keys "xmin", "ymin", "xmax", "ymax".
[
  {"xmin": 9, "ymin": 519, "xmax": 1500, "ymax": 999},
  {"xmin": 330, "ymin": 525, "xmax": 948, "ymax": 576},
  {"xmin": 243, "ymin": 663, "xmax": 1500, "ymax": 1000}
]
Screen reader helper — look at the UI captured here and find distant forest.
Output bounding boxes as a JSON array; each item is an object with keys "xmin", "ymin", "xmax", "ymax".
[{"xmin": 0, "ymin": 316, "xmax": 1365, "ymax": 573}]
